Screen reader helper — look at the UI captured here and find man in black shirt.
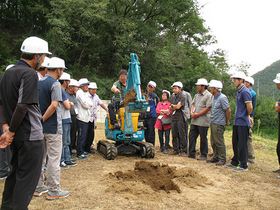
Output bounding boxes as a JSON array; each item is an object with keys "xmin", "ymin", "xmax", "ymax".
[{"xmin": 0, "ymin": 36, "xmax": 51, "ymax": 209}]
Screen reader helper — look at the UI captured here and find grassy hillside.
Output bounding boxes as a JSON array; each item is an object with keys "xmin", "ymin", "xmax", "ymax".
[{"xmin": 253, "ymin": 60, "xmax": 280, "ymax": 99}]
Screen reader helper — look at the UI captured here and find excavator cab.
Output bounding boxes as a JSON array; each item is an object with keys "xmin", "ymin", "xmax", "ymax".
[{"xmin": 97, "ymin": 54, "xmax": 155, "ymax": 160}]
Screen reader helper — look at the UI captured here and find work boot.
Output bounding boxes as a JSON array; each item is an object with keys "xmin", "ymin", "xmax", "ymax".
[{"xmin": 163, "ymin": 148, "xmax": 168, "ymax": 154}]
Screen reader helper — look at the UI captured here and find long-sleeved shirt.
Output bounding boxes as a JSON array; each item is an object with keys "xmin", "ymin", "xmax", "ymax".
[
  {"xmin": 76, "ymin": 89, "xmax": 93, "ymax": 123},
  {"xmin": 87, "ymin": 92, "xmax": 103, "ymax": 123}
]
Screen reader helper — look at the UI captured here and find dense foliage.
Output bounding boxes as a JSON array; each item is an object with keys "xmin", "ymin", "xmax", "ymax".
[{"xmin": 0, "ymin": 0, "xmax": 279, "ymax": 132}]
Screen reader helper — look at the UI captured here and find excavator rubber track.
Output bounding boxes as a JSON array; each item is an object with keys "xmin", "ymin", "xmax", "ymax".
[
  {"xmin": 133, "ymin": 141, "xmax": 155, "ymax": 158},
  {"xmin": 97, "ymin": 140, "xmax": 117, "ymax": 160}
]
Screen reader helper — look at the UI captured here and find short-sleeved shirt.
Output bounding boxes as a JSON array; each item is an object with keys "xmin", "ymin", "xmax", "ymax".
[
  {"xmin": 210, "ymin": 92, "xmax": 230, "ymax": 125},
  {"xmin": 39, "ymin": 74, "xmax": 63, "ymax": 134},
  {"xmin": 88, "ymin": 93, "xmax": 103, "ymax": 122},
  {"xmin": 191, "ymin": 89, "xmax": 212, "ymax": 127},
  {"xmin": 112, "ymin": 80, "xmax": 126, "ymax": 100},
  {"xmin": 59, "ymin": 89, "xmax": 72, "ymax": 124},
  {"xmin": 171, "ymin": 92, "xmax": 186, "ymax": 121},
  {"xmin": 0, "ymin": 60, "xmax": 44, "ymax": 141},
  {"xmin": 67, "ymin": 92, "xmax": 77, "ymax": 116},
  {"xmin": 249, "ymin": 88, "xmax": 257, "ymax": 117},
  {"xmin": 234, "ymin": 85, "xmax": 252, "ymax": 127}
]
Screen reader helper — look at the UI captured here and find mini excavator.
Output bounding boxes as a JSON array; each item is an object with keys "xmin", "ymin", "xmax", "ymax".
[{"xmin": 97, "ymin": 53, "xmax": 155, "ymax": 160}]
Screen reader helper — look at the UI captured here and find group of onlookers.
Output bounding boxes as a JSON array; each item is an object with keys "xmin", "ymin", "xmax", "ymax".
[{"xmin": 1, "ymin": 35, "xmax": 280, "ymax": 210}]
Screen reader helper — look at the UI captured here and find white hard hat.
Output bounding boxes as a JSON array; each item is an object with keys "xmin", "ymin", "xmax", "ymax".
[
  {"xmin": 69, "ymin": 79, "xmax": 79, "ymax": 87},
  {"xmin": 88, "ymin": 82, "xmax": 98, "ymax": 89},
  {"xmin": 5, "ymin": 64, "xmax": 15, "ymax": 71},
  {"xmin": 20, "ymin": 36, "xmax": 52, "ymax": 55},
  {"xmin": 171, "ymin": 81, "xmax": 183, "ymax": 88},
  {"xmin": 59, "ymin": 72, "xmax": 71, "ymax": 81},
  {"xmin": 195, "ymin": 78, "xmax": 208, "ymax": 86},
  {"xmin": 148, "ymin": 81, "xmax": 156, "ymax": 88},
  {"xmin": 162, "ymin": 90, "xmax": 170, "ymax": 98},
  {"xmin": 273, "ymin": 73, "xmax": 280, "ymax": 84},
  {"xmin": 245, "ymin": 76, "xmax": 254, "ymax": 85},
  {"xmin": 47, "ymin": 57, "xmax": 67, "ymax": 69},
  {"xmin": 231, "ymin": 71, "xmax": 246, "ymax": 80},
  {"xmin": 78, "ymin": 78, "xmax": 90, "ymax": 87},
  {"xmin": 40, "ymin": 57, "xmax": 50, "ymax": 68},
  {"xmin": 208, "ymin": 80, "xmax": 223, "ymax": 89}
]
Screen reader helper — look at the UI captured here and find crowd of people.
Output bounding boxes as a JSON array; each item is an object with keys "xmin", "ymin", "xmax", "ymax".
[{"xmin": 0, "ymin": 35, "xmax": 279, "ymax": 209}]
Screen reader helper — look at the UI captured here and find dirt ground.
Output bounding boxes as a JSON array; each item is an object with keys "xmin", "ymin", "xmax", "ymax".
[{"xmin": 0, "ymin": 123, "xmax": 280, "ymax": 209}]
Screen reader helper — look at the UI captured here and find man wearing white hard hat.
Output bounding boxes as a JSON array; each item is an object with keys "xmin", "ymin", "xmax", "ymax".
[
  {"xmin": 189, "ymin": 78, "xmax": 212, "ymax": 160},
  {"xmin": 143, "ymin": 81, "xmax": 159, "ymax": 145},
  {"xmin": 273, "ymin": 73, "xmax": 280, "ymax": 176},
  {"xmin": 245, "ymin": 76, "xmax": 257, "ymax": 165},
  {"xmin": 67, "ymin": 79, "xmax": 79, "ymax": 153},
  {"xmin": 58, "ymin": 73, "xmax": 76, "ymax": 168},
  {"xmin": 226, "ymin": 72, "xmax": 252, "ymax": 172},
  {"xmin": 37, "ymin": 56, "xmax": 50, "ymax": 80},
  {"xmin": 169, "ymin": 82, "xmax": 188, "ymax": 156},
  {"xmin": 0, "ymin": 36, "xmax": 50, "ymax": 209},
  {"xmin": 35, "ymin": 57, "xmax": 70, "ymax": 199},
  {"xmin": 84, "ymin": 82, "xmax": 108, "ymax": 154},
  {"xmin": 207, "ymin": 80, "xmax": 231, "ymax": 166},
  {"xmin": 76, "ymin": 78, "xmax": 93, "ymax": 159}
]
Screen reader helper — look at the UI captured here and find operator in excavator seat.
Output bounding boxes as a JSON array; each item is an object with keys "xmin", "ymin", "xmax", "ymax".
[{"xmin": 108, "ymin": 69, "xmax": 127, "ymax": 129}]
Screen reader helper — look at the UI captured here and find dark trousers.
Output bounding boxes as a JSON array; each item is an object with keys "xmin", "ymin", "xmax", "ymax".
[
  {"xmin": 277, "ymin": 117, "xmax": 280, "ymax": 165},
  {"xmin": 84, "ymin": 121, "xmax": 95, "ymax": 153},
  {"xmin": 0, "ymin": 146, "xmax": 11, "ymax": 178},
  {"xmin": 70, "ymin": 115, "xmax": 77, "ymax": 150},
  {"xmin": 108, "ymin": 103, "xmax": 117, "ymax": 125},
  {"xmin": 189, "ymin": 124, "xmax": 209, "ymax": 157},
  {"xmin": 144, "ymin": 117, "xmax": 157, "ymax": 145},
  {"xmin": 158, "ymin": 129, "xmax": 170, "ymax": 149},
  {"xmin": 76, "ymin": 120, "xmax": 89, "ymax": 156},
  {"xmin": 171, "ymin": 120, "xmax": 187, "ymax": 153},
  {"xmin": 1, "ymin": 140, "xmax": 44, "ymax": 210},
  {"xmin": 231, "ymin": 125, "xmax": 249, "ymax": 169}
]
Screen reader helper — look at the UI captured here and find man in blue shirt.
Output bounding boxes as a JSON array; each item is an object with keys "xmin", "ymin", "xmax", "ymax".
[
  {"xmin": 207, "ymin": 80, "xmax": 231, "ymax": 166},
  {"xmin": 227, "ymin": 72, "xmax": 252, "ymax": 172},
  {"xmin": 245, "ymin": 76, "xmax": 257, "ymax": 165}
]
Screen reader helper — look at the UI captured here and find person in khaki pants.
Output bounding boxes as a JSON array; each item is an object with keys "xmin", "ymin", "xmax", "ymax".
[
  {"xmin": 245, "ymin": 76, "xmax": 257, "ymax": 165},
  {"xmin": 34, "ymin": 57, "xmax": 70, "ymax": 200},
  {"xmin": 206, "ymin": 80, "xmax": 231, "ymax": 166}
]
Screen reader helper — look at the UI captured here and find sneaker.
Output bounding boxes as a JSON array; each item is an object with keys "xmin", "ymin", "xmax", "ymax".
[
  {"xmin": 216, "ymin": 160, "xmax": 226, "ymax": 166},
  {"xmin": 187, "ymin": 154, "xmax": 196, "ymax": 159},
  {"xmin": 247, "ymin": 161, "xmax": 255, "ymax": 166},
  {"xmin": 77, "ymin": 154, "xmax": 87, "ymax": 160},
  {"xmin": 273, "ymin": 168, "xmax": 280, "ymax": 173},
  {"xmin": 60, "ymin": 162, "xmax": 69, "ymax": 169},
  {"xmin": 206, "ymin": 158, "xmax": 219, "ymax": 163},
  {"xmin": 208, "ymin": 153, "xmax": 213, "ymax": 157},
  {"xmin": 277, "ymin": 175, "xmax": 280, "ymax": 179},
  {"xmin": 112, "ymin": 123, "xmax": 120, "ymax": 130},
  {"xmin": 163, "ymin": 148, "xmax": 168, "ymax": 154},
  {"xmin": 46, "ymin": 190, "xmax": 70, "ymax": 200},
  {"xmin": 226, "ymin": 164, "xmax": 237, "ymax": 168},
  {"xmin": 34, "ymin": 186, "xmax": 48, "ymax": 197},
  {"xmin": 158, "ymin": 147, "xmax": 164, "ymax": 152},
  {"xmin": 233, "ymin": 167, "xmax": 248, "ymax": 172},
  {"xmin": 65, "ymin": 161, "xmax": 77, "ymax": 166},
  {"xmin": 197, "ymin": 156, "xmax": 207, "ymax": 161},
  {"xmin": 178, "ymin": 152, "xmax": 188, "ymax": 157},
  {"xmin": 0, "ymin": 175, "xmax": 7, "ymax": 180},
  {"xmin": 83, "ymin": 152, "xmax": 90, "ymax": 157},
  {"xmin": 71, "ymin": 149, "xmax": 77, "ymax": 154},
  {"xmin": 70, "ymin": 158, "xmax": 76, "ymax": 162},
  {"xmin": 169, "ymin": 150, "xmax": 179, "ymax": 155}
]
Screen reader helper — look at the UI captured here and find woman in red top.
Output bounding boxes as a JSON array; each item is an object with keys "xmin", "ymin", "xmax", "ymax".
[{"xmin": 155, "ymin": 90, "xmax": 171, "ymax": 154}]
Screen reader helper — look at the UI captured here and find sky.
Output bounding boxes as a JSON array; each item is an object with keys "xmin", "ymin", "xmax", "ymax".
[{"xmin": 197, "ymin": 0, "xmax": 280, "ymax": 76}]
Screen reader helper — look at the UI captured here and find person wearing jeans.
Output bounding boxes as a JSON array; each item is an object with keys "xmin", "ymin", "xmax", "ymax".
[{"xmin": 155, "ymin": 90, "xmax": 171, "ymax": 154}]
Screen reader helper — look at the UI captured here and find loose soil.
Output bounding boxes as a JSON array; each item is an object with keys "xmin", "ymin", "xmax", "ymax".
[{"xmin": 0, "ymin": 123, "xmax": 279, "ymax": 209}]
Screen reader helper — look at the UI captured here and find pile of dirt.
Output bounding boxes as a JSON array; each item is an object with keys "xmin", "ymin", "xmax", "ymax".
[
  {"xmin": 123, "ymin": 89, "xmax": 148, "ymax": 106},
  {"xmin": 105, "ymin": 161, "xmax": 211, "ymax": 196}
]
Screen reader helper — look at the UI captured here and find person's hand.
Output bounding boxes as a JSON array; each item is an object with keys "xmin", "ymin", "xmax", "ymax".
[
  {"xmin": 191, "ymin": 112, "xmax": 199, "ymax": 119},
  {"xmin": 0, "ymin": 129, "xmax": 14, "ymax": 148},
  {"xmin": 69, "ymin": 102, "xmax": 74, "ymax": 108},
  {"xmin": 115, "ymin": 89, "xmax": 121, "ymax": 94},
  {"xmin": 226, "ymin": 121, "xmax": 230, "ymax": 126},
  {"xmin": 275, "ymin": 102, "xmax": 280, "ymax": 112}
]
